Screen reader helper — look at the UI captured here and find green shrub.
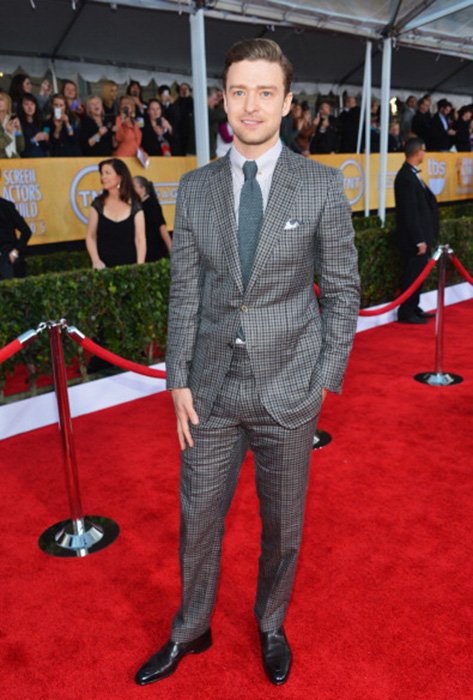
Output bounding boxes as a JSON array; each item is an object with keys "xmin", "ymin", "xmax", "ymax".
[{"xmin": 25, "ymin": 251, "xmax": 90, "ymax": 277}]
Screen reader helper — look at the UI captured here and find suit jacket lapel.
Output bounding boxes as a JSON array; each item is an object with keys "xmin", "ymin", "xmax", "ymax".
[
  {"xmin": 208, "ymin": 153, "xmax": 243, "ymax": 293},
  {"xmin": 245, "ymin": 147, "xmax": 299, "ymax": 296}
]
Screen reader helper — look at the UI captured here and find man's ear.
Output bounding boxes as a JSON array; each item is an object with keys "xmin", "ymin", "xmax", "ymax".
[{"xmin": 282, "ymin": 91, "xmax": 293, "ymax": 118}]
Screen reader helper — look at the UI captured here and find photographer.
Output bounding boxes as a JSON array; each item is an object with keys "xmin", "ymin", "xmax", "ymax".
[
  {"xmin": 45, "ymin": 93, "xmax": 81, "ymax": 157},
  {"xmin": 141, "ymin": 99, "xmax": 172, "ymax": 156},
  {"xmin": 0, "ymin": 91, "xmax": 25, "ymax": 158},
  {"xmin": 80, "ymin": 95, "xmax": 113, "ymax": 156},
  {"xmin": 113, "ymin": 95, "xmax": 143, "ymax": 158},
  {"xmin": 309, "ymin": 101, "xmax": 339, "ymax": 154}
]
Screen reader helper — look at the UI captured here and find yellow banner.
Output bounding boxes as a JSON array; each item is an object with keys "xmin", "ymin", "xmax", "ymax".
[
  {"xmin": 0, "ymin": 152, "xmax": 471, "ymax": 245},
  {"xmin": 310, "ymin": 152, "xmax": 473, "ymax": 212},
  {"xmin": 0, "ymin": 156, "xmax": 195, "ymax": 246}
]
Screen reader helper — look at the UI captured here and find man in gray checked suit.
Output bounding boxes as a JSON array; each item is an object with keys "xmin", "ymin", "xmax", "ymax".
[{"xmin": 136, "ymin": 38, "xmax": 360, "ymax": 687}]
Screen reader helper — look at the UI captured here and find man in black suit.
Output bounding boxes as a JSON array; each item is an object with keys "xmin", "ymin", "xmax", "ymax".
[
  {"xmin": 0, "ymin": 197, "xmax": 32, "ymax": 280},
  {"xmin": 429, "ymin": 99, "xmax": 455, "ymax": 151},
  {"xmin": 394, "ymin": 138, "xmax": 439, "ymax": 324}
]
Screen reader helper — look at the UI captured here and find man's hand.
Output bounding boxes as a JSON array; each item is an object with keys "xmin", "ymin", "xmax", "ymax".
[
  {"xmin": 171, "ymin": 387, "xmax": 200, "ymax": 450},
  {"xmin": 417, "ymin": 242, "xmax": 427, "ymax": 256},
  {"xmin": 322, "ymin": 388, "xmax": 328, "ymax": 403}
]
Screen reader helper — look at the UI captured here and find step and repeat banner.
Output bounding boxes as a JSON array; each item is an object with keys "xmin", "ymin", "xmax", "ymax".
[{"xmin": 0, "ymin": 152, "xmax": 472, "ymax": 245}]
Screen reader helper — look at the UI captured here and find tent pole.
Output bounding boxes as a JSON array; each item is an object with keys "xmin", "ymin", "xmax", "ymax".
[
  {"xmin": 378, "ymin": 37, "xmax": 392, "ymax": 226},
  {"xmin": 49, "ymin": 59, "xmax": 58, "ymax": 93},
  {"xmin": 356, "ymin": 51, "xmax": 367, "ymax": 155},
  {"xmin": 364, "ymin": 41, "xmax": 372, "ymax": 217},
  {"xmin": 190, "ymin": 2, "xmax": 210, "ymax": 166}
]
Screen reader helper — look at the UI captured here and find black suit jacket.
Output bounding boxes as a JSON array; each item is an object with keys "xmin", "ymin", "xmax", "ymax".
[
  {"xmin": 429, "ymin": 113, "xmax": 451, "ymax": 151},
  {"xmin": 394, "ymin": 162, "xmax": 439, "ymax": 254},
  {"xmin": 0, "ymin": 197, "xmax": 32, "ymax": 253}
]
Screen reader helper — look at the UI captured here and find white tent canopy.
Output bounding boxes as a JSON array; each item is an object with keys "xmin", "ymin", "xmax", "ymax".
[{"xmin": 1, "ymin": 0, "xmax": 472, "ymax": 98}]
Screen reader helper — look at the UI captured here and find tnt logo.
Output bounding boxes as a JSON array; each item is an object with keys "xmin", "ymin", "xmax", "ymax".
[
  {"xmin": 427, "ymin": 158, "xmax": 447, "ymax": 195},
  {"xmin": 339, "ymin": 159, "xmax": 364, "ymax": 205},
  {"xmin": 70, "ymin": 164, "xmax": 101, "ymax": 224}
]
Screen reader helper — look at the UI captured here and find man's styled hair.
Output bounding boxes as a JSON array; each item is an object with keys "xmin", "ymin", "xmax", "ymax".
[
  {"xmin": 223, "ymin": 39, "xmax": 293, "ymax": 95},
  {"xmin": 405, "ymin": 137, "xmax": 425, "ymax": 157}
]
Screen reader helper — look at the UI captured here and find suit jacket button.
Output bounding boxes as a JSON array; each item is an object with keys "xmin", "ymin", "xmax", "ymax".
[{"xmin": 240, "ymin": 304, "xmax": 248, "ymax": 312}]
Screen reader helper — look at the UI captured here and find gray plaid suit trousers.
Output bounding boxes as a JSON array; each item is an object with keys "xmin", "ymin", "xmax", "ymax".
[{"xmin": 171, "ymin": 345, "xmax": 316, "ymax": 642}]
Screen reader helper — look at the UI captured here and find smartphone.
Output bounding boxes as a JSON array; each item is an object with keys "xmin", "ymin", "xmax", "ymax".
[
  {"xmin": 123, "ymin": 106, "xmax": 129, "ymax": 118},
  {"xmin": 54, "ymin": 106, "xmax": 62, "ymax": 120}
]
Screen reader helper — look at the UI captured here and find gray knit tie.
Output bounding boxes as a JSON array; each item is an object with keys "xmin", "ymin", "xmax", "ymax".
[{"xmin": 238, "ymin": 160, "xmax": 263, "ymax": 290}]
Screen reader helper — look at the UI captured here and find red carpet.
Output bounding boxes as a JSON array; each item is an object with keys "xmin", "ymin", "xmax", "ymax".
[{"xmin": 1, "ymin": 301, "xmax": 473, "ymax": 700}]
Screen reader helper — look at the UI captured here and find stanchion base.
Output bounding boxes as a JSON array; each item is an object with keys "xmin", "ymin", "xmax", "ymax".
[
  {"xmin": 414, "ymin": 372, "xmax": 464, "ymax": 387},
  {"xmin": 38, "ymin": 515, "xmax": 120, "ymax": 558},
  {"xmin": 313, "ymin": 429, "xmax": 332, "ymax": 450}
]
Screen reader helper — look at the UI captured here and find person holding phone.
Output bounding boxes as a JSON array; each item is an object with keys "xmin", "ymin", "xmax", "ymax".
[
  {"xmin": 0, "ymin": 91, "xmax": 24, "ymax": 158},
  {"xmin": 45, "ymin": 93, "xmax": 81, "ymax": 156},
  {"xmin": 141, "ymin": 99, "xmax": 173, "ymax": 156},
  {"xmin": 62, "ymin": 79, "xmax": 85, "ymax": 120},
  {"xmin": 113, "ymin": 95, "xmax": 144, "ymax": 158}
]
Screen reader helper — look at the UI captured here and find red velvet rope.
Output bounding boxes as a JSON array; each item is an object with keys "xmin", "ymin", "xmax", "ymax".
[
  {"xmin": 0, "ymin": 338, "xmax": 23, "ymax": 365},
  {"xmin": 313, "ymin": 257, "xmax": 437, "ymax": 317},
  {"xmin": 450, "ymin": 254, "xmax": 473, "ymax": 286},
  {"xmin": 358, "ymin": 257, "xmax": 437, "ymax": 316},
  {"xmin": 70, "ymin": 334, "xmax": 167, "ymax": 379}
]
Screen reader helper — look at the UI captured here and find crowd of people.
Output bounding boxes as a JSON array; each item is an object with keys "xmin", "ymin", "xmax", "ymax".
[
  {"xmin": 1, "ymin": 72, "xmax": 472, "ymax": 161},
  {"xmin": 284, "ymin": 93, "xmax": 473, "ymax": 156},
  {"xmin": 0, "ymin": 75, "xmax": 193, "ymax": 160}
]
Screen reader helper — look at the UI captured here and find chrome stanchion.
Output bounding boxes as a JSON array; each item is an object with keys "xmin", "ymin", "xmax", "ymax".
[
  {"xmin": 38, "ymin": 320, "xmax": 119, "ymax": 558},
  {"xmin": 414, "ymin": 245, "xmax": 463, "ymax": 387},
  {"xmin": 313, "ymin": 429, "xmax": 332, "ymax": 450}
]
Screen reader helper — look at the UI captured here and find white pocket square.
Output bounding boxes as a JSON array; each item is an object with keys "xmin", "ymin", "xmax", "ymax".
[{"xmin": 284, "ymin": 218, "xmax": 303, "ymax": 230}]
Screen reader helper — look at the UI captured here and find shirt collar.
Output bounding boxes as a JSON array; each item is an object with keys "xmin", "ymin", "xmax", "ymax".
[{"xmin": 230, "ymin": 139, "xmax": 282, "ymax": 176}]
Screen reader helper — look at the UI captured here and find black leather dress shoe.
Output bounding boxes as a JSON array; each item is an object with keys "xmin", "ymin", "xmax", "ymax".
[
  {"xmin": 397, "ymin": 315, "xmax": 428, "ymax": 324},
  {"xmin": 135, "ymin": 629, "xmax": 212, "ymax": 686},
  {"xmin": 416, "ymin": 309, "xmax": 435, "ymax": 319},
  {"xmin": 259, "ymin": 627, "xmax": 292, "ymax": 685}
]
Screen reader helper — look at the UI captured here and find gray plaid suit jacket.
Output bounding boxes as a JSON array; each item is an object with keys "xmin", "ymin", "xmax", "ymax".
[{"xmin": 166, "ymin": 145, "xmax": 360, "ymax": 429}]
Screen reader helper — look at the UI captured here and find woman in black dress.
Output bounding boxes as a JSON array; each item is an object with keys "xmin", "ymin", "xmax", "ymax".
[
  {"xmin": 133, "ymin": 176, "xmax": 172, "ymax": 261},
  {"xmin": 86, "ymin": 158, "xmax": 146, "ymax": 269}
]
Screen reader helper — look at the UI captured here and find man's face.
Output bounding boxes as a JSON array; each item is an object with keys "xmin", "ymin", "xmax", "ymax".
[
  {"xmin": 224, "ymin": 59, "xmax": 292, "ymax": 154},
  {"xmin": 319, "ymin": 102, "xmax": 331, "ymax": 116},
  {"xmin": 419, "ymin": 100, "xmax": 429, "ymax": 114},
  {"xmin": 407, "ymin": 96, "xmax": 417, "ymax": 109}
]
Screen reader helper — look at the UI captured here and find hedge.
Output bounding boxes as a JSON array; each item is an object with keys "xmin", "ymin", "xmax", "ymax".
[{"xmin": 1, "ymin": 214, "xmax": 472, "ymax": 400}]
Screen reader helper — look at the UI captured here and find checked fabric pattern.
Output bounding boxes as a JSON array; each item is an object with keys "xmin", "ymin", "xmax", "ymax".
[{"xmin": 166, "ymin": 145, "xmax": 360, "ymax": 429}]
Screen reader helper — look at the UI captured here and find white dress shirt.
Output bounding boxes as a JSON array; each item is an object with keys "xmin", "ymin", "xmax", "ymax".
[{"xmin": 229, "ymin": 139, "xmax": 282, "ymax": 223}]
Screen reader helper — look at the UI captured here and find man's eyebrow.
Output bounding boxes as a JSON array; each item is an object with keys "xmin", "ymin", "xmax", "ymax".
[{"xmin": 228, "ymin": 84, "xmax": 279, "ymax": 90}]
